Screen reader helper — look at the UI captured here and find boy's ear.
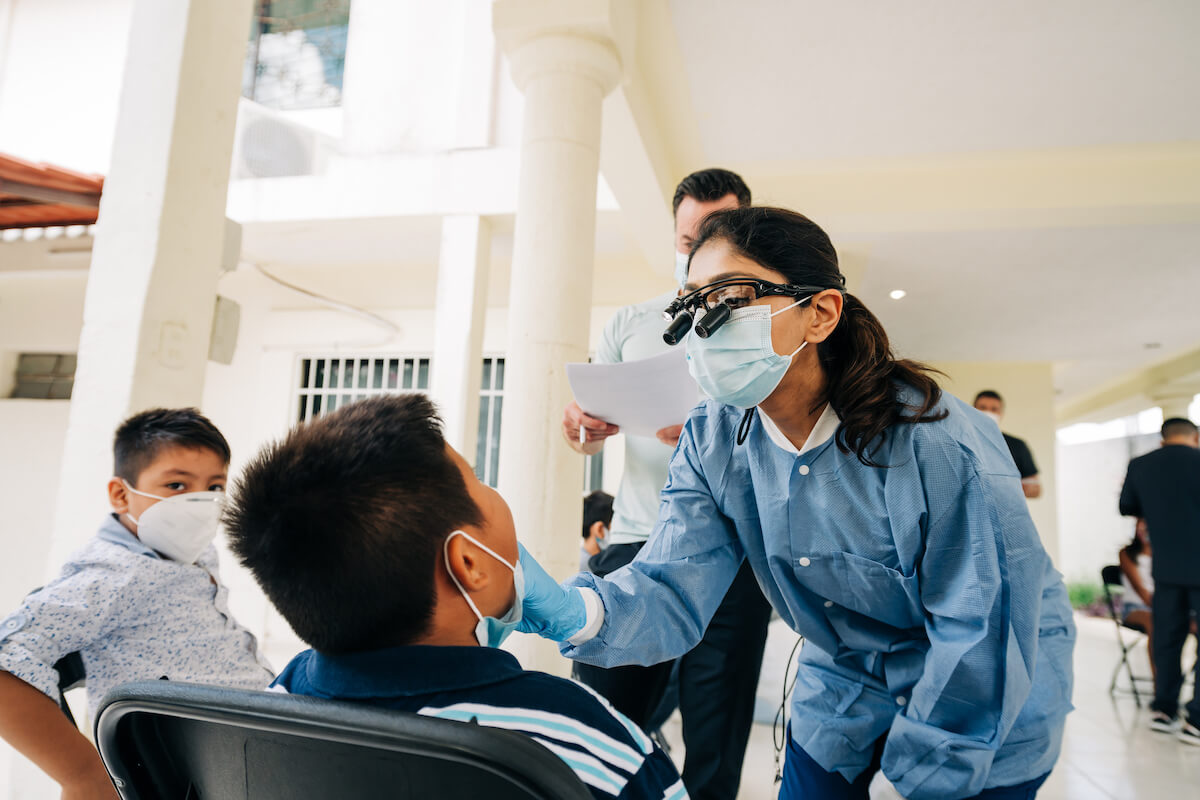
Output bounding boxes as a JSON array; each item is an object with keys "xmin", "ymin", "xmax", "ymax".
[
  {"xmin": 107, "ymin": 477, "xmax": 131, "ymax": 513},
  {"xmin": 444, "ymin": 533, "xmax": 490, "ymax": 592},
  {"xmin": 589, "ymin": 521, "xmax": 607, "ymax": 541}
]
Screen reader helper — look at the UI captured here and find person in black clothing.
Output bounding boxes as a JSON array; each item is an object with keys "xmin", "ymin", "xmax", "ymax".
[
  {"xmin": 1119, "ymin": 417, "xmax": 1200, "ymax": 745},
  {"xmin": 974, "ymin": 390, "xmax": 1042, "ymax": 498}
]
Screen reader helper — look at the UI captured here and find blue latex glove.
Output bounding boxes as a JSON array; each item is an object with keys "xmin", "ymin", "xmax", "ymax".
[{"xmin": 515, "ymin": 543, "xmax": 588, "ymax": 642}]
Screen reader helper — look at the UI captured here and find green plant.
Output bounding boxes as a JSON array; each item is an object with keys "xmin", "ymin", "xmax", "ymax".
[{"xmin": 1067, "ymin": 582, "xmax": 1103, "ymax": 610}]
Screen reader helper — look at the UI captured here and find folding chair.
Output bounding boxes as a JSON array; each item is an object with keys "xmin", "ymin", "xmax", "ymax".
[
  {"xmin": 95, "ymin": 681, "xmax": 592, "ymax": 800},
  {"xmin": 1101, "ymin": 564, "xmax": 1154, "ymax": 706}
]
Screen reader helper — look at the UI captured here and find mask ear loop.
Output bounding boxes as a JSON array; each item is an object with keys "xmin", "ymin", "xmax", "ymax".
[
  {"xmin": 443, "ymin": 530, "xmax": 517, "ymax": 621},
  {"xmin": 443, "ymin": 532, "xmax": 484, "ymax": 622}
]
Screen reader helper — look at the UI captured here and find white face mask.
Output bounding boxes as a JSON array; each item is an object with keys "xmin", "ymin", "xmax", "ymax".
[
  {"xmin": 443, "ymin": 530, "xmax": 524, "ymax": 648},
  {"xmin": 123, "ymin": 481, "xmax": 224, "ymax": 564},
  {"xmin": 979, "ymin": 410, "xmax": 1002, "ymax": 426},
  {"xmin": 674, "ymin": 251, "xmax": 690, "ymax": 289}
]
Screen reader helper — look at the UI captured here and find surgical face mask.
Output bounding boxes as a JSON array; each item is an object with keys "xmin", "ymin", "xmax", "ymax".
[
  {"xmin": 979, "ymin": 410, "xmax": 1002, "ymax": 426},
  {"xmin": 674, "ymin": 251, "xmax": 690, "ymax": 289},
  {"xmin": 122, "ymin": 481, "xmax": 224, "ymax": 564},
  {"xmin": 443, "ymin": 530, "xmax": 524, "ymax": 648},
  {"xmin": 686, "ymin": 299, "xmax": 808, "ymax": 409}
]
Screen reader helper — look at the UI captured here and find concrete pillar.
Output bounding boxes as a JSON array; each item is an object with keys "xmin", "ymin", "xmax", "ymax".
[
  {"xmin": 431, "ymin": 215, "xmax": 491, "ymax": 459},
  {"xmin": 1153, "ymin": 392, "xmax": 1196, "ymax": 422},
  {"xmin": 492, "ymin": 1, "xmax": 626, "ymax": 674},
  {"xmin": 45, "ymin": 0, "xmax": 253, "ymax": 572}
]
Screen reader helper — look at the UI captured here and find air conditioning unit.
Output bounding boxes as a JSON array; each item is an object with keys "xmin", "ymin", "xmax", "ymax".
[{"xmin": 231, "ymin": 99, "xmax": 335, "ymax": 180}]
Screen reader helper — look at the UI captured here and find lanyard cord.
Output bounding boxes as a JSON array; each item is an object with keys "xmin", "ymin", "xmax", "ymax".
[
  {"xmin": 773, "ymin": 634, "xmax": 805, "ymax": 784},
  {"xmin": 736, "ymin": 407, "xmax": 756, "ymax": 445}
]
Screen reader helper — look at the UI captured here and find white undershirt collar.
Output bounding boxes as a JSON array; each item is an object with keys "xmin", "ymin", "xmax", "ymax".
[{"xmin": 758, "ymin": 403, "xmax": 841, "ymax": 456}]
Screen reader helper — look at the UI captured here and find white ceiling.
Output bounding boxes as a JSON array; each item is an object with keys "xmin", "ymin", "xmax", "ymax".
[
  {"xmin": 851, "ymin": 223, "xmax": 1200, "ymax": 398},
  {"xmin": 658, "ymin": 0, "xmax": 1200, "ymax": 412},
  {"xmin": 671, "ymin": 0, "xmax": 1200, "ymax": 161}
]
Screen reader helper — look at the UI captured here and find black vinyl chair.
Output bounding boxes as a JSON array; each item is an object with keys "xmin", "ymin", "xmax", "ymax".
[
  {"xmin": 94, "ymin": 681, "xmax": 592, "ymax": 800},
  {"xmin": 1101, "ymin": 564, "xmax": 1154, "ymax": 706},
  {"xmin": 53, "ymin": 650, "xmax": 86, "ymax": 726}
]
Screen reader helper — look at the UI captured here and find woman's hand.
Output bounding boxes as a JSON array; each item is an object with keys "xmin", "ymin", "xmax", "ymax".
[{"xmin": 515, "ymin": 544, "xmax": 589, "ymax": 642}]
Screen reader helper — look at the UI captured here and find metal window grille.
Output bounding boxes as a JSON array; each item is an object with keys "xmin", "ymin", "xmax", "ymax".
[
  {"xmin": 244, "ymin": 0, "xmax": 350, "ymax": 110},
  {"xmin": 584, "ymin": 448, "xmax": 604, "ymax": 494},
  {"xmin": 476, "ymin": 357, "xmax": 505, "ymax": 487},
  {"xmin": 295, "ymin": 355, "xmax": 429, "ymax": 422},
  {"xmin": 294, "ymin": 353, "xmax": 604, "ymax": 494},
  {"xmin": 11, "ymin": 353, "xmax": 76, "ymax": 399}
]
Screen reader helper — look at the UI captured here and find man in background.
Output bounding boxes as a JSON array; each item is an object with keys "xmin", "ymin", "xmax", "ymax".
[
  {"xmin": 561, "ymin": 168, "xmax": 772, "ymax": 799},
  {"xmin": 1119, "ymin": 417, "xmax": 1200, "ymax": 744},
  {"xmin": 974, "ymin": 389, "xmax": 1042, "ymax": 498}
]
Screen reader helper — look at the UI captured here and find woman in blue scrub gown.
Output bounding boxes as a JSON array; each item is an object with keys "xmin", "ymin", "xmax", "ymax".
[{"xmin": 518, "ymin": 206, "xmax": 1075, "ymax": 800}]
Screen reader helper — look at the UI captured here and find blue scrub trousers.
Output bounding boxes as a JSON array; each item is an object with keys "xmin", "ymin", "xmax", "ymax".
[{"xmin": 780, "ymin": 730, "xmax": 1049, "ymax": 799}]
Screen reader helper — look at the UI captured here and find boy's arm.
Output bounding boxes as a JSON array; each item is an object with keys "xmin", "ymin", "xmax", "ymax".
[{"xmin": 0, "ymin": 671, "xmax": 116, "ymax": 798}]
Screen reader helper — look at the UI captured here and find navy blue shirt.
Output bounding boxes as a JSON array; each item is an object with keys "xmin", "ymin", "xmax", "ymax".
[{"xmin": 272, "ymin": 645, "xmax": 686, "ymax": 800}]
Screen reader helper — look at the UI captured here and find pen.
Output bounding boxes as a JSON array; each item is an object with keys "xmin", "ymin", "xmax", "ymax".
[{"xmin": 579, "ymin": 423, "xmax": 587, "ymax": 445}]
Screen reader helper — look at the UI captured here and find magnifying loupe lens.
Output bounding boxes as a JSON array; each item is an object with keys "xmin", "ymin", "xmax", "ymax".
[
  {"xmin": 663, "ymin": 312, "xmax": 694, "ymax": 345},
  {"xmin": 694, "ymin": 303, "xmax": 732, "ymax": 338}
]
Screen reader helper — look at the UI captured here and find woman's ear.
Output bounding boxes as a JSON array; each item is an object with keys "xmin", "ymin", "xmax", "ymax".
[
  {"xmin": 108, "ymin": 477, "xmax": 130, "ymax": 513},
  {"xmin": 444, "ymin": 532, "xmax": 490, "ymax": 592},
  {"xmin": 805, "ymin": 289, "xmax": 845, "ymax": 344}
]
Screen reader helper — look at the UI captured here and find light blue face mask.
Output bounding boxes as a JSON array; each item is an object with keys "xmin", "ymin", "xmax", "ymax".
[
  {"xmin": 444, "ymin": 530, "xmax": 524, "ymax": 648},
  {"xmin": 686, "ymin": 299, "xmax": 808, "ymax": 409},
  {"xmin": 674, "ymin": 251, "xmax": 690, "ymax": 289}
]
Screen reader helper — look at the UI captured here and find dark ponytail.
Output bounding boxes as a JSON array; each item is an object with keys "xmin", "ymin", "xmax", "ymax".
[
  {"xmin": 819, "ymin": 294, "xmax": 945, "ymax": 466},
  {"xmin": 692, "ymin": 206, "xmax": 945, "ymax": 466}
]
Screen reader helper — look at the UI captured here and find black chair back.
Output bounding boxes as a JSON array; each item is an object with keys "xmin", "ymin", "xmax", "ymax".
[{"xmin": 95, "ymin": 682, "xmax": 592, "ymax": 800}]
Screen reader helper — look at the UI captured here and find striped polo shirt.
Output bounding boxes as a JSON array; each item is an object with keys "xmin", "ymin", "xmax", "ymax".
[{"xmin": 272, "ymin": 644, "xmax": 686, "ymax": 799}]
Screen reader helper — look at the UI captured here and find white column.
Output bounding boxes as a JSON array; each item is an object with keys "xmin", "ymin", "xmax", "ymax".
[
  {"xmin": 1153, "ymin": 392, "xmax": 1197, "ymax": 422},
  {"xmin": 45, "ymin": 0, "xmax": 253, "ymax": 571},
  {"xmin": 431, "ymin": 215, "xmax": 491, "ymax": 458},
  {"xmin": 493, "ymin": 4, "xmax": 624, "ymax": 674}
]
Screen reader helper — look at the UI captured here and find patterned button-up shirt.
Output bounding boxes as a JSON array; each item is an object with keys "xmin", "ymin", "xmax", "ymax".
[{"xmin": 0, "ymin": 515, "xmax": 273, "ymax": 719}]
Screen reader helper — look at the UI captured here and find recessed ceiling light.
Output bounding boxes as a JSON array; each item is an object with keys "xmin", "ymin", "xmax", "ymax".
[{"xmin": 889, "ymin": 289, "xmax": 906, "ymax": 300}]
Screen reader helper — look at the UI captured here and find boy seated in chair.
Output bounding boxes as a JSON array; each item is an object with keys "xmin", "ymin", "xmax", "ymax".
[
  {"xmin": 0, "ymin": 409, "xmax": 274, "ymax": 798},
  {"xmin": 224, "ymin": 394, "xmax": 686, "ymax": 800}
]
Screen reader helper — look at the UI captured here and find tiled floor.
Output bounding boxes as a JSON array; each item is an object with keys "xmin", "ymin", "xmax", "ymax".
[{"xmin": 659, "ymin": 614, "xmax": 1199, "ymax": 799}]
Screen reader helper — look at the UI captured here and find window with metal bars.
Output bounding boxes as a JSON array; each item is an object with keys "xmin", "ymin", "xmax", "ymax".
[
  {"xmin": 293, "ymin": 354, "xmax": 604, "ymax": 493},
  {"xmin": 295, "ymin": 355, "xmax": 429, "ymax": 422}
]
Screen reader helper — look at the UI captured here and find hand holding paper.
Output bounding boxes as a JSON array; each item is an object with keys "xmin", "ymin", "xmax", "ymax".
[{"xmin": 566, "ymin": 349, "xmax": 702, "ymax": 439}]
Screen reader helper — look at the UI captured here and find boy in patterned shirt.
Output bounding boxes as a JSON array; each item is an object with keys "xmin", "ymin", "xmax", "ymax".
[
  {"xmin": 224, "ymin": 394, "xmax": 686, "ymax": 800},
  {"xmin": 0, "ymin": 409, "xmax": 273, "ymax": 798}
]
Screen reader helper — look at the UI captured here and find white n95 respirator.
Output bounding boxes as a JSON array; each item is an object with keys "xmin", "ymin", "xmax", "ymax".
[{"xmin": 123, "ymin": 481, "xmax": 224, "ymax": 564}]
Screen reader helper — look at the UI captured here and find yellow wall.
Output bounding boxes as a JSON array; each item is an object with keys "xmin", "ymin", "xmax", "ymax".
[{"xmin": 932, "ymin": 361, "xmax": 1059, "ymax": 566}]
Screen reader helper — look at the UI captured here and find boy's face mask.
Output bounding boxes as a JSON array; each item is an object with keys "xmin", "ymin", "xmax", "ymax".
[
  {"xmin": 122, "ymin": 480, "xmax": 224, "ymax": 564},
  {"xmin": 443, "ymin": 530, "xmax": 524, "ymax": 648}
]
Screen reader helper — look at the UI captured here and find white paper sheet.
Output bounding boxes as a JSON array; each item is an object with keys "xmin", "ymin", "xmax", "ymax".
[{"xmin": 566, "ymin": 348, "xmax": 702, "ymax": 438}]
